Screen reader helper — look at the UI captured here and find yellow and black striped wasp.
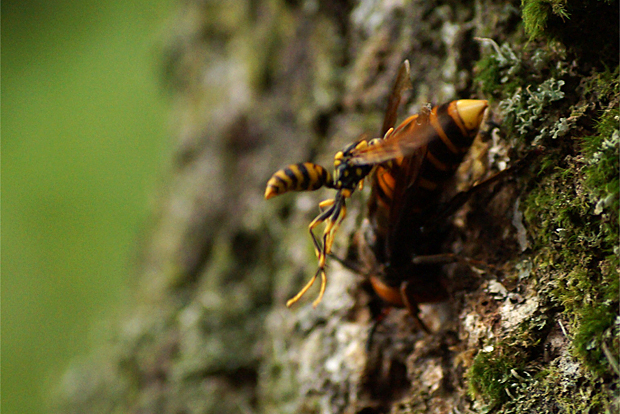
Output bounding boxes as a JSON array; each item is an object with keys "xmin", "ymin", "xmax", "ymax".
[{"xmin": 265, "ymin": 60, "xmax": 490, "ymax": 318}]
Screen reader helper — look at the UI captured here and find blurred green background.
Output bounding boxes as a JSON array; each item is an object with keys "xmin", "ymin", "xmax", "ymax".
[{"xmin": 3, "ymin": 1, "xmax": 173, "ymax": 413}]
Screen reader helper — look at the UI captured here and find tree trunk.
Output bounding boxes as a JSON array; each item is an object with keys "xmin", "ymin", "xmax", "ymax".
[{"xmin": 55, "ymin": 0, "xmax": 619, "ymax": 413}]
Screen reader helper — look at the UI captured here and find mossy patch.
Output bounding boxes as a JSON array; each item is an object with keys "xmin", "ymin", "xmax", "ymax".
[
  {"xmin": 521, "ymin": 0, "xmax": 619, "ymax": 66},
  {"xmin": 521, "ymin": 0, "xmax": 570, "ymax": 40},
  {"xmin": 468, "ymin": 344, "xmax": 529, "ymax": 409},
  {"xmin": 469, "ymin": 25, "xmax": 619, "ymax": 411}
]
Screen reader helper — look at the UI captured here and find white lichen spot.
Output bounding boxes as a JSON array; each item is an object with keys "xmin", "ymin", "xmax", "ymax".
[
  {"xmin": 462, "ymin": 311, "xmax": 494, "ymax": 349},
  {"xmin": 419, "ymin": 359, "xmax": 444, "ymax": 394},
  {"xmin": 440, "ymin": 82, "xmax": 456, "ymax": 99},
  {"xmin": 499, "ymin": 293, "xmax": 539, "ymax": 331},
  {"xmin": 551, "ymin": 117, "xmax": 571, "ymax": 139},
  {"xmin": 350, "ymin": 0, "xmax": 406, "ymax": 36},
  {"xmin": 487, "ymin": 127, "xmax": 510, "ymax": 170},
  {"xmin": 517, "ymin": 259, "xmax": 533, "ymax": 280},
  {"xmin": 482, "ymin": 345, "xmax": 495, "ymax": 353},
  {"xmin": 475, "ymin": 37, "xmax": 520, "ymax": 79},
  {"xmin": 325, "ymin": 323, "xmax": 367, "ymax": 379},
  {"xmin": 487, "ymin": 280, "xmax": 508, "ymax": 299},
  {"xmin": 594, "ymin": 193, "xmax": 616, "ymax": 215},
  {"xmin": 512, "ymin": 198, "xmax": 530, "ymax": 252}
]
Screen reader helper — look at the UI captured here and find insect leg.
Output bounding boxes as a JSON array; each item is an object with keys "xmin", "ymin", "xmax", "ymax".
[
  {"xmin": 412, "ymin": 253, "xmax": 491, "ymax": 270},
  {"xmin": 411, "ymin": 253, "xmax": 460, "ymax": 265},
  {"xmin": 309, "ymin": 202, "xmax": 336, "ymax": 257},
  {"xmin": 312, "ymin": 269, "xmax": 327, "ymax": 308},
  {"xmin": 314, "ymin": 197, "xmax": 346, "ymax": 306},
  {"xmin": 283, "ymin": 204, "xmax": 335, "ymax": 308},
  {"xmin": 287, "ymin": 200, "xmax": 339, "ymax": 308},
  {"xmin": 422, "ymin": 149, "xmax": 541, "ymax": 234},
  {"xmin": 286, "ymin": 268, "xmax": 322, "ymax": 308},
  {"xmin": 324, "ymin": 201, "xmax": 346, "ymax": 255},
  {"xmin": 288, "ymin": 190, "xmax": 352, "ymax": 308},
  {"xmin": 366, "ymin": 307, "xmax": 393, "ymax": 352},
  {"xmin": 400, "ymin": 281, "xmax": 431, "ymax": 333},
  {"xmin": 318, "ymin": 198, "xmax": 335, "ymax": 210}
]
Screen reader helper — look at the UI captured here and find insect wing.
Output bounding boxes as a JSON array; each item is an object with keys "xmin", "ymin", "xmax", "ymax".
[
  {"xmin": 384, "ymin": 148, "xmax": 428, "ymax": 261},
  {"xmin": 381, "ymin": 60, "xmax": 412, "ymax": 136},
  {"xmin": 366, "ymin": 130, "xmax": 428, "ymax": 261},
  {"xmin": 348, "ymin": 113, "xmax": 437, "ymax": 166}
]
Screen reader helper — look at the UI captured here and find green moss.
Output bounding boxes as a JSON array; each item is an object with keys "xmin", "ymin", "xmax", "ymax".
[
  {"xmin": 520, "ymin": 0, "xmax": 619, "ymax": 66},
  {"xmin": 581, "ymin": 66, "xmax": 620, "ymax": 104},
  {"xmin": 468, "ymin": 345, "xmax": 529, "ymax": 408},
  {"xmin": 468, "ymin": 329, "xmax": 616, "ymax": 413},
  {"xmin": 520, "ymin": 95, "xmax": 619, "ymax": 377},
  {"xmin": 521, "ymin": 0, "xmax": 569, "ymax": 40},
  {"xmin": 573, "ymin": 302, "xmax": 619, "ymax": 376},
  {"xmin": 468, "ymin": 8, "xmax": 619, "ymax": 410},
  {"xmin": 466, "ymin": 310, "xmax": 557, "ymax": 411},
  {"xmin": 582, "ymin": 106, "xmax": 620, "ymax": 246},
  {"xmin": 473, "ymin": 41, "xmax": 619, "ymax": 405},
  {"xmin": 500, "ymin": 366, "xmax": 614, "ymax": 413}
]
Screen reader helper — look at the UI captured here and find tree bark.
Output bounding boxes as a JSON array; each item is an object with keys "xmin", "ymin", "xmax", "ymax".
[{"xmin": 55, "ymin": 0, "xmax": 619, "ymax": 413}]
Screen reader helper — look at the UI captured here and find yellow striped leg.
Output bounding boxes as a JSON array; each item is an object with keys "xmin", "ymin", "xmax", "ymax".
[
  {"xmin": 287, "ymin": 195, "xmax": 348, "ymax": 308},
  {"xmin": 308, "ymin": 198, "xmax": 335, "ymax": 257},
  {"xmin": 286, "ymin": 268, "xmax": 322, "ymax": 308},
  {"xmin": 286, "ymin": 200, "xmax": 336, "ymax": 308}
]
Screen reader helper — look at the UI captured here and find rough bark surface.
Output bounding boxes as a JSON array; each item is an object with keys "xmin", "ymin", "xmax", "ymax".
[{"xmin": 55, "ymin": 1, "xmax": 619, "ymax": 413}]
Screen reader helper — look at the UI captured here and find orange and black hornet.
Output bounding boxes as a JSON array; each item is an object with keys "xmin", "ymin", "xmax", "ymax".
[
  {"xmin": 264, "ymin": 60, "xmax": 489, "ymax": 318},
  {"xmin": 361, "ymin": 66, "xmax": 490, "ymax": 331}
]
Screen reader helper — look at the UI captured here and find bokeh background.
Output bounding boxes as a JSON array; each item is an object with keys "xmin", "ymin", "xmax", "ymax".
[{"xmin": 3, "ymin": 1, "xmax": 173, "ymax": 412}]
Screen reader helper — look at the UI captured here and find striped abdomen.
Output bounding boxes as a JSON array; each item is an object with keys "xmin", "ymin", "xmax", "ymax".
[
  {"xmin": 368, "ymin": 100, "xmax": 487, "ymax": 264},
  {"xmin": 371, "ymin": 100, "xmax": 487, "ymax": 215},
  {"xmin": 264, "ymin": 162, "xmax": 333, "ymax": 200}
]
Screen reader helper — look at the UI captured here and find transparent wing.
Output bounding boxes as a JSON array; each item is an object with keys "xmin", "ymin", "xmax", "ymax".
[
  {"xmin": 348, "ymin": 111, "xmax": 436, "ymax": 166},
  {"xmin": 381, "ymin": 60, "xmax": 413, "ymax": 136}
]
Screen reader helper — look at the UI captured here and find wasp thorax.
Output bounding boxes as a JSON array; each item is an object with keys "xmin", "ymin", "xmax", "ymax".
[{"xmin": 332, "ymin": 140, "xmax": 373, "ymax": 190}]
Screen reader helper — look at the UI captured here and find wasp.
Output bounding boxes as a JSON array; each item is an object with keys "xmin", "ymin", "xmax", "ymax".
[{"xmin": 264, "ymin": 60, "xmax": 489, "ymax": 315}]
